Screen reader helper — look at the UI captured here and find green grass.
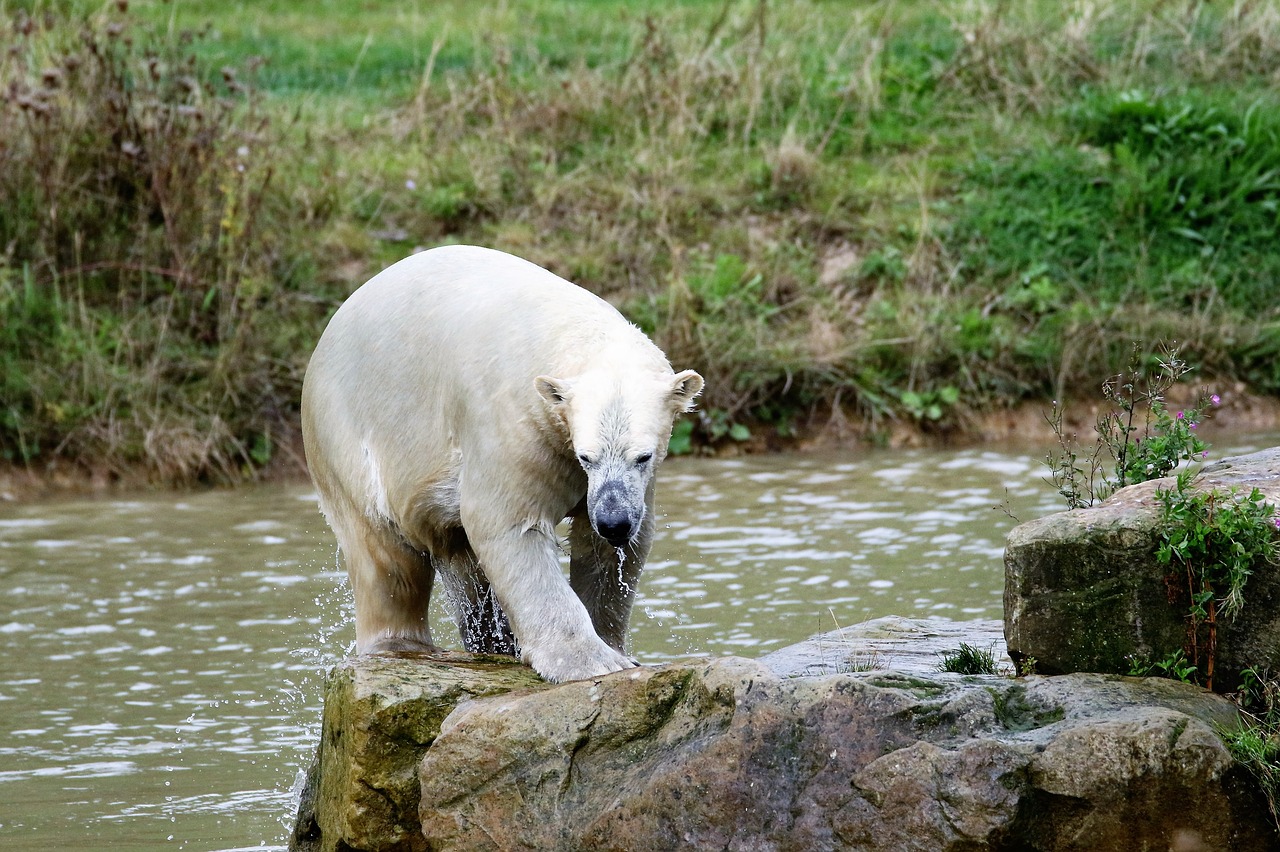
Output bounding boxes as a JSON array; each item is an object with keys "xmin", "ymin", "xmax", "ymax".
[
  {"xmin": 1224, "ymin": 667, "xmax": 1280, "ymax": 833},
  {"xmin": 3, "ymin": 0, "xmax": 1280, "ymax": 482},
  {"xmin": 937, "ymin": 642, "xmax": 999, "ymax": 676}
]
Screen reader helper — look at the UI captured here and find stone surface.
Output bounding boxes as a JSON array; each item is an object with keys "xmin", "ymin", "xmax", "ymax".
[
  {"xmin": 1004, "ymin": 447, "xmax": 1280, "ymax": 691},
  {"xmin": 758, "ymin": 615, "xmax": 1010, "ymax": 677},
  {"xmin": 289, "ymin": 619, "xmax": 1276, "ymax": 851},
  {"xmin": 415, "ymin": 658, "xmax": 1267, "ymax": 851},
  {"xmin": 289, "ymin": 651, "xmax": 541, "ymax": 852}
]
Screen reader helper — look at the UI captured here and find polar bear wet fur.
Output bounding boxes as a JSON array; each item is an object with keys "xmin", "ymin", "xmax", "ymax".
[{"xmin": 301, "ymin": 245, "xmax": 703, "ymax": 683}]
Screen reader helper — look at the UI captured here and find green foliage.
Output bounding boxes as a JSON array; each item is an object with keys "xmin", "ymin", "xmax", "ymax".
[
  {"xmin": 1223, "ymin": 667, "xmax": 1280, "ymax": 834},
  {"xmin": 1097, "ymin": 354, "xmax": 1209, "ymax": 493},
  {"xmin": 701, "ymin": 410, "xmax": 751, "ymax": 444},
  {"xmin": 686, "ymin": 254, "xmax": 777, "ymax": 323},
  {"xmin": 0, "ymin": 3, "xmax": 309, "ymax": 482},
  {"xmin": 667, "ymin": 420, "xmax": 695, "ymax": 457},
  {"xmin": 1046, "ymin": 345, "xmax": 1210, "ymax": 509},
  {"xmin": 1126, "ymin": 649, "xmax": 1199, "ymax": 684},
  {"xmin": 899, "ymin": 386, "xmax": 960, "ymax": 424},
  {"xmin": 937, "ymin": 642, "xmax": 998, "ymax": 676},
  {"xmin": 954, "ymin": 88, "xmax": 1280, "ymax": 317},
  {"xmin": 1224, "ymin": 723, "xmax": 1280, "ymax": 834},
  {"xmin": 6, "ymin": 1, "xmax": 1280, "ymax": 479},
  {"xmin": 1047, "ymin": 342, "xmax": 1279, "ymax": 692},
  {"xmin": 1156, "ymin": 485, "xmax": 1278, "ymax": 688}
]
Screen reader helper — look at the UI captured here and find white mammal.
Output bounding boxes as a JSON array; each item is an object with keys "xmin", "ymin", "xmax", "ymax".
[{"xmin": 301, "ymin": 245, "xmax": 703, "ymax": 683}]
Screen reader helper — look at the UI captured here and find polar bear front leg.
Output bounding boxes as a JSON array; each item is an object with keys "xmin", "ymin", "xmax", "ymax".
[
  {"xmin": 466, "ymin": 516, "xmax": 635, "ymax": 683},
  {"xmin": 568, "ymin": 486, "xmax": 653, "ymax": 652}
]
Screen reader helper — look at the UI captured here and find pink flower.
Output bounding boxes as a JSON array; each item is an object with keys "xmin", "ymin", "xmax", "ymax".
[
  {"xmin": 1176, "ymin": 411, "xmax": 1185, "ymax": 419},
  {"xmin": 1202, "ymin": 451, "xmax": 1209, "ymax": 458},
  {"xmin": 1211, "ymin": 394, "xmax": 1221, "ymax": 406}
]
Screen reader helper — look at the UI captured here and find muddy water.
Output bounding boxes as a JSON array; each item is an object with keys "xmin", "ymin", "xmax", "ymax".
[{"xmin": 1, "ymin": 438, "xmax": 1273, "ymax": 850}]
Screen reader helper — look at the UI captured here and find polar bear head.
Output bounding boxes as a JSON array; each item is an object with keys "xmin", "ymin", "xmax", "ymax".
[{"xmin": 536, "ymin": 368, "xmax": 703, "ymax": 546}]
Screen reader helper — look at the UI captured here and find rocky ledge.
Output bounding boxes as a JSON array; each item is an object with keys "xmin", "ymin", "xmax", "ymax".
[
  {"xmin": 289, "ymin": 617, "xmax": 1275, "ymax": 852},
  {"xmin": 1005, "ymin": 446, "xmax": 1280, "ymax": 690}
]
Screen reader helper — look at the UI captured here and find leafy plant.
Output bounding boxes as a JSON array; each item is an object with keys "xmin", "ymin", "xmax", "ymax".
[
  {"xmin": 702, "ymin": 410, "xmax": 751, "ymax": 444},
  {"xmin": 1046, "ymin": 344, "xmax": 1210, "ymax": 509},
  {"xmin": 1126, "ymin": 649, "xmax": 1199, "ymax": 683},
  {"xmin": 667, "ymin": 419, "xmax": 696, "ymax": 456},
  {"xmin": 1045, "ymin": 341, "xmax": 1279, "ymax": 692},
  {"xmin": 899, "ymin": 386, "xmax": 960, "ymax": 424},
  {"xmin": 1156, "ymin": 485, "xmax": 1279, "ymax": 690}
]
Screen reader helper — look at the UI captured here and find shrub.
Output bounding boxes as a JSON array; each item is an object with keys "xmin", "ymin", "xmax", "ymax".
[{"xmin": 0, "ymin": 3, "xmax": 296, "ymax": 481}]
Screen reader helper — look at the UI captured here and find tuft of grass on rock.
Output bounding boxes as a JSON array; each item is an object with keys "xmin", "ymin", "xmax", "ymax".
[
  {"xmin": 1225, "ymin": 667, "xmax": 1280, "ymax": 834},
  {"xmin": 938, "ymin": 643, "xmax": 999, "ymax": 676}
]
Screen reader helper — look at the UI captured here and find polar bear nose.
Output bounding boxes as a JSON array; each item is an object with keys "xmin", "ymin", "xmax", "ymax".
[{"xmin": 595, "ymin": 511, "xmax": 635, "ymax": 547}]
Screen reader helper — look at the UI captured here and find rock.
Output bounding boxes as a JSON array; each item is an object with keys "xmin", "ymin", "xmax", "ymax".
[
  {"xmin": 416, "ymin": 658, "xmax": 1267, "ymax": 851},
  {"xmin": 1004, "ymin": 447, "xmax": 1280, "ymax": 691},
  {"xmin": 289, "ymin": 651, "xmax": 541, "ymax": 852},
  {"xmin": 758, "ymin": 615, "xmax": 1010, "ymax": 677},
  {"xmin": 290, "ymin": 619, "xmax": 1276, "ymax": 851}
]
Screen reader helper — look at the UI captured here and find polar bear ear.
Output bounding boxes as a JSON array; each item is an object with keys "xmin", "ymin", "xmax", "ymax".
[
  {"xmin": 668, "ymin": 370, "xmax": 705, "ymax": 412},
  {"xmin": 535, "ymin": 375, "xmax": 573, "ymax": 409}
]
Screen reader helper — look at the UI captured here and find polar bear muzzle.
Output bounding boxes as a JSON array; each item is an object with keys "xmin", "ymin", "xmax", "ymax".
[{"xmin": 589, "ymin": 476, "xmax": 642, "ymax": 546}]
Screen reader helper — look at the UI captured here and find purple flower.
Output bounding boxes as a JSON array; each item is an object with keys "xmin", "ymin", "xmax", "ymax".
[
  {"xmin": 1176, "ymin": 411, "xmax": 1185, "ymax": 419},
  {"xmin": 1189, "ymin": 422, "xmax": 1197, "ymax": 430},
  {"xmin": 1202, "ymin": 451, "xmax": 1209, "ymax": 458},
  {"xmin": 1211, "ymin": 394, "xmax": 1221, "ymax": 406}
]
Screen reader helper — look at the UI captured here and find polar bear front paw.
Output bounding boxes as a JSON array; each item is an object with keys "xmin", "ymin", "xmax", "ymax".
[{"xmin": 525, "ymin": 635, "xmax": 638, "ymax": 683}]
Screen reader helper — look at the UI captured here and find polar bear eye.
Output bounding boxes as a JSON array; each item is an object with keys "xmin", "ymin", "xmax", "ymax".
[
  {"xmin": 577, "ymin": 452, "xmax": 595, "ymax": 468},
  {"xmin": 635, "ymin": 452, "xmax": 653, "ymax": 466}
]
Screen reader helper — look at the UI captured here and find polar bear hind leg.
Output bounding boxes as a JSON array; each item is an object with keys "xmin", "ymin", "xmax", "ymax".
[{"xmin": 322, "ymin": 492, "xmax": 437, "ymax": 653}]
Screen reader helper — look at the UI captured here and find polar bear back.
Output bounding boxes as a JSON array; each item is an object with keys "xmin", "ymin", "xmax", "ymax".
[{"xmin": 302, "ymin": 245, "xmax": 673, "ymax": 531}]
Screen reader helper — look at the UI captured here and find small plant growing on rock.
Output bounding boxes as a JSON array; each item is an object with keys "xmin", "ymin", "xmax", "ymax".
[
  {"xmin": 1045, "ymin": 344, "xmax": 1209, "ymax": 509},
  {"xmin": 937, "ymin": 642, "xmax": 998, "ymax": 676},
  {"xmin": 1045, "ymin": 342, "xmax": 1280, "ymax": 822},
  {"xmin": 1223, "ymin": 667, "xmax": 1280, "ymax": 833},
  {"xmin": 1043, "ymin": 342, "xmax": 1280, "ymax": 689},
  {"xmin": 1156, "ymin": 487, "xmax": 1278, "ymax": 690},
  {"xmin": 1125, "ymin": 649, "xmax": 1198, "ymax": 683}
]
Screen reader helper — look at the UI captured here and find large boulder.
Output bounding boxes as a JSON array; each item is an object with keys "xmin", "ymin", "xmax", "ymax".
[
  {"xmin": 290, "ymin": 651, "xmax": 541, "ymax": 852},
  {"xmin": 289, "ymin": 619, "xmax": 1275, "ymax": 851},
  {"xmin": 1004, "ymin": 447, "xmax": 1280, "ymax": 690}
]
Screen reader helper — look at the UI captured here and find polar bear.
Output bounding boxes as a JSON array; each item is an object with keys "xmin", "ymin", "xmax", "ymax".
[{"xmin": 301, "ymin": 245, "xmax": 703, "ymax": 683}]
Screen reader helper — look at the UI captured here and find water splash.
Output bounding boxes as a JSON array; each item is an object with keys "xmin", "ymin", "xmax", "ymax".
[{"xmin": 615, "ymin": 546, "xmax": 630, "ymax": 593}]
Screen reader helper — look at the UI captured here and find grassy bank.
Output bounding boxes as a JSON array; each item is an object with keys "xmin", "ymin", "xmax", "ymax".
[{"xmin": 3, "ymin": 0, "xmax": 1279, "ymax": 484}]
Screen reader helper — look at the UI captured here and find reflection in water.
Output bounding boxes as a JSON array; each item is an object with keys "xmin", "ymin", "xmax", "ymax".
[{"xmin": 0, "ymin": 437, "xmax": 1274, "ymax": 850}]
